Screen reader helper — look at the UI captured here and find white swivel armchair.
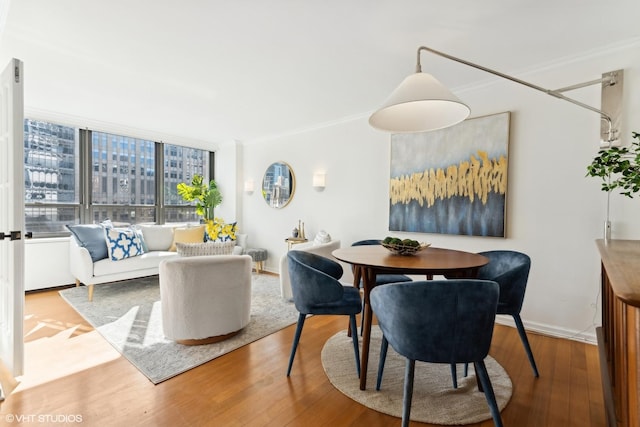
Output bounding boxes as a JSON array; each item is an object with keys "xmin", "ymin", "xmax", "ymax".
[{"xmin": 159, "ymin": 255, "xmax": 252, "ymax": 345}]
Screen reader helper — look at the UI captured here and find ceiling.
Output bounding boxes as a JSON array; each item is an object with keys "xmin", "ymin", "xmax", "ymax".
[{"xmin": 2, "ymin": 0, "xmax": 640, "ymax": 149}]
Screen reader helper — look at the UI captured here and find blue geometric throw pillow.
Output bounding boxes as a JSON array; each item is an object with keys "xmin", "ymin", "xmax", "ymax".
[{"xmin": 104, "ymin": 227, "xmax": 145, "ymax": 261}]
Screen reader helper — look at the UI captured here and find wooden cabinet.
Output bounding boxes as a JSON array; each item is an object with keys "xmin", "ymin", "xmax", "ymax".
[{"xmin": 597, "ymin": 239, "xmax": 640, "ymax": 427}]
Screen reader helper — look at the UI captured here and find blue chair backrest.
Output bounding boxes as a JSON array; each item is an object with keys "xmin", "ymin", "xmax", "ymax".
[
  {"xmin": 477, "ymin": 250, "xmax": 530, "ymax": 314},
  {"xmin": 370, "ymin": 280, "xmax": 499, "ymax": 363},
  {"xmin": 287, "ymin": 251, "xmax": 345, "ymax": 313}
]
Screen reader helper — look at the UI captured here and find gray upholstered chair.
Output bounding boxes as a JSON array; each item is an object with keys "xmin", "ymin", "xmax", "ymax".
[
  {"xmin": 371, "ymin": 280, "xmax": 503, "ymax": 427},
  {"xmin": 286, "ymin": 251, "xmax": 362, "ymax": 377}
]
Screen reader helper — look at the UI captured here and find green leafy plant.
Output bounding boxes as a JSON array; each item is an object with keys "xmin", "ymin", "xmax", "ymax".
[
  {"xmin": 176, "ymin": 174, "xmax": 222, "ymax": 220},
  {"xmin": 587, "ymin": 132, "xmax": 640, "ymax": 198}
]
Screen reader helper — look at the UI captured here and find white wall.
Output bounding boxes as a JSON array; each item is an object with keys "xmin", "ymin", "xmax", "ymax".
[
  {"xmin": 236, "ymin": 41, "xmax": 640, "ymax": 342},
  {"xmin": 214, "ymin": 140, "xmax": 241, "ymax": 225},
  {"xmin": 25, "ymin": 238, "xmax": 75, "ymax": 290}
]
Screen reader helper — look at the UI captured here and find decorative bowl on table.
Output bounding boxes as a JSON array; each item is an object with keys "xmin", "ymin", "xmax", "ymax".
[{"xmin": 381, "ymin": 238, "xmax": 431, "ymax": 256}]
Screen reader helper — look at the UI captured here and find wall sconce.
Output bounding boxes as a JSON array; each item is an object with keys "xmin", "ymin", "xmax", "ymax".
[
  {"xmin": 369, "ymin": 45, "xmax": 623, "ymax": 145},
  {"xmin": 312, "ymin": 173, "xmax": 326, "ymax": 191},
  {"xmin": 244, "ymin": 179, "xmax": 254, "ymax": 194}
]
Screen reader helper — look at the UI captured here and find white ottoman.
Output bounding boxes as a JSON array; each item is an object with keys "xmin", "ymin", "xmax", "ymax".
[{"xmin": 159, "ymin": 255, "xmax": 252, "ymax": 345}]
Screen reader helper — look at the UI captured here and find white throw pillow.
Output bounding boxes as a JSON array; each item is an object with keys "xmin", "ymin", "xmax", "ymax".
[{"xmin": 140, "ymin": 225, "xmax": 175, "ymax": 251}]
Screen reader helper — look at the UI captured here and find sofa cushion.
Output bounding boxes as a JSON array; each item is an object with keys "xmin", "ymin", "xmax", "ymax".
[
  {"xmin": 140, "ymin": 225, "xmax": 175, "ymax": 251},
  {"xmin": 104, "ymin": 227, "xmax": 145, "ymax": 261},
  {"xmin": 236, "ymin": 233, "xmax": 248, "ymax": 251},
  {"xmin": 93, "ymin": 251, "xmax": 177, "ymax": 277},
  {"xmin": 170, "ymin": 225, "xmax": 206, "ymax": 251},
  {"xmin": 176, "ymin": 241, "xmax": 236, "ymax": 256},
  {"xmin": 66, "ymin": 224, "xmax": 109, "ymax": 262},
  {"xmin": 129, "ymin": 225, "xmax": 149, "ymax": 252}
]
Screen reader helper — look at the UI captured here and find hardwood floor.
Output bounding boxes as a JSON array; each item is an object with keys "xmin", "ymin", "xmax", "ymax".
[{"xmin": 0, "ymin": 285, "xmax": 605, "ymax": 426}]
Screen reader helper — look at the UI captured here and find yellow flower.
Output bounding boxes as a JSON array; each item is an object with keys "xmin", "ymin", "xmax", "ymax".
[{"xmin": 206, "ymin": 217, "xmax": 238, "ymax": 242}]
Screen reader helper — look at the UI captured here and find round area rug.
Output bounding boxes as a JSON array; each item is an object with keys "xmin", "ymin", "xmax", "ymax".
[{"xmin": 321, "ymin": 327, "xmax": 512, "ymax": 425}]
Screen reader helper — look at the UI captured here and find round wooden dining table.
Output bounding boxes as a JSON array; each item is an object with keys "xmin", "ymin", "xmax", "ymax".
[{"xmin": 332, "ymin": 245, "xmax": 489, "ymax": 390}]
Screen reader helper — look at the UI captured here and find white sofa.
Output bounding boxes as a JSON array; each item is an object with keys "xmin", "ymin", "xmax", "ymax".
[
  {"xmin": 69, "ymin": 223, "xmax": 246, "ymax": 301},
  {"xmin": 278, "ymin": 239, "xmax": 355, "ymax": 300}
]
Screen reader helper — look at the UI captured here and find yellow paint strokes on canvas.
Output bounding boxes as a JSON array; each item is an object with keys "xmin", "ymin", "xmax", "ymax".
[{"xmin": 389, "ymin": 150, "xmax": 507, "ymax": 208}]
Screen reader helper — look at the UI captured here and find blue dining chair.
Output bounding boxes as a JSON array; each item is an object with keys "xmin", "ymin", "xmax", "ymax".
[
  {"xmin": 372, "ymin": 280, "xmax": 503, "ymax": 427},
  {"xmin": 451, "ymin": 250, "xmax": 538, "ymax": 386},
  {"xmin": 286, "ymin": 250, "xmax": 362, "ymax": 377},
  {"xmin": 351, "ymin": 239, "xmax": 413, "ymax": 285},
  {"xmin": 480, "ymin": 250, "xmax": 538, "ymax": 376},
  {"xmin": 351, "ymin": 239, "xmax": 412, "ymax": 334}
]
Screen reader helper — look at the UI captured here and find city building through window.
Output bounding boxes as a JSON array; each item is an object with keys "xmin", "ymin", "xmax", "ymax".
[{"xmin": 23, "ymin": 119, "xmax": 212, "ymax": 235}]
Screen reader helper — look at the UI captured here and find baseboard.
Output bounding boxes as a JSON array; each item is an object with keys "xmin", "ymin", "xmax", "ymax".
[{"xmin": 495, "ymin": 315, "xmax": 597, "ymax": 345}]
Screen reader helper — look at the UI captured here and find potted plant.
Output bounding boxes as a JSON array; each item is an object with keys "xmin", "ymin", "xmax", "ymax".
[
  {"xmin": 176, "ymin": 174, "xmax": 223, "ymax": 221},
  {"xmin": 587, "ymin": 132, "xmax": 640, "ymax": 198},
  {"xmin": 587, "ymin": 132, "xmax": 640, "ymax": 240}
]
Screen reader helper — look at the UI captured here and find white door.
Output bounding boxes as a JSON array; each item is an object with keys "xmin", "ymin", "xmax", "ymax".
[{"xmin": 0, "ymin": 58, "xmax": 25, "ymax": 378}]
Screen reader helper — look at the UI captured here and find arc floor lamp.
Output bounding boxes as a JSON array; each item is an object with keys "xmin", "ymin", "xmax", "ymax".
[
  {"xmin": 369, "ymin": 45, "xmax": 623, "ymax": 146},
  {"xmin": 369, "ymin": 45, "xmax": 625, "ymax": 240}
]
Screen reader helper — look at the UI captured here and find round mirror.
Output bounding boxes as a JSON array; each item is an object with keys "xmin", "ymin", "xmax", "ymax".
[{"xmin": 262, "ymin": 161, "xmax": 295, "ymax": 208}]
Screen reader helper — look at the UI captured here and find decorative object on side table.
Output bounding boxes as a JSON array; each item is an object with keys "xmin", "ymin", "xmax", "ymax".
[
  {"xmin": 286, "ymin": 220, "xmax": 308, "ymax": 249},
  {"xmin": 382, "ymin": 236, "xmax": 430, "ymax": 255},
  {"xmin": 586, "ymin": 131, "xmax": 640, "ymax": 240}
]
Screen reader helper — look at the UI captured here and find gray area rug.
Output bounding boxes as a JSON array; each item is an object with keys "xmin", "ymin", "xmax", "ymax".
[
  {"xmin": 59, "ymin": 274, "xmax": 297, "ymax": 384},
  {"xmin": 322, "ymin": 327, "xmax": 512, "ymax": 425}
]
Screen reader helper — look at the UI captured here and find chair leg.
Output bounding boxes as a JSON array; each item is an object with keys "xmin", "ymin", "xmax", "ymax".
[
  {"xmin": 349, "ymin": 314, "xmax": 361, "ymax": 378},
  {"xmin": 286, "ymin": 313, "xmax": 307, "ymax": 376},
  {"xmin": 450, "ymin": 362, "xmax": 470, "ymax": 388},
  {"xmin": 360, "ymin": 293, "xmax": 366, "ymax": 336},
  {"xmin": 450, "ymin": 364, "xmax": 458, "ymax": 389},
  {"xmin": 376, "ymin": 336, "xmax": 389, "ymax": 390},
  {"xmin": 401, "ymin": 359, "xmax": 416, "ymax": 427},
  {"xmin": 513, "ymin": 314, "xmax": 539, "ymax": 377},
  {"xmin": 474, "ymin": 360, "xmax": 504, "ymax": 427}
]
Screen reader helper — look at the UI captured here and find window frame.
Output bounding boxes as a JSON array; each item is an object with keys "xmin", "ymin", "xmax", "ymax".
[{"xmin": 24, "ymin": 119, "xmax": 215, "ymax": 237}]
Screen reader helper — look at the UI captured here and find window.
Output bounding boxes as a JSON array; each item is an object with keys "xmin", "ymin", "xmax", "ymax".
[
  {"xmin": 24, "ymin": 119, "xmax": 80, "ymax": 234},
  {"xmin": 23, "ymin": 119, "xmax": 214, "ymax": 236},
  {"xmin": 91, "ymin": 131, "xmax": 156, "ymax": 225},
  {"xmin": 163, "ymin": 144, "xmax": 210, "ymax": 224}
]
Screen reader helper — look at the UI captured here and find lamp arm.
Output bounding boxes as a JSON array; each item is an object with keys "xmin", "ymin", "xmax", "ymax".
[{"xmin": 416, "ymin": 46, "xmax": 613, "ymax": 139}]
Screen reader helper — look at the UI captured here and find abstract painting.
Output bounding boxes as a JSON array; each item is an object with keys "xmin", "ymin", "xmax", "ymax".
[{"xmin": 389, "ymin": 112, "xmax": 510, "ymax": 237}]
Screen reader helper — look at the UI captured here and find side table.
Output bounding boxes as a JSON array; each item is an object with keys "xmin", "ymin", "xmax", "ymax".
[
  {"xmin": 285, "ymin": 237, "xmax": 308, "ymax": 250},
  {"xmin": 245, "ymin": 248, "xmax": 268, "ymax": 273}
]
